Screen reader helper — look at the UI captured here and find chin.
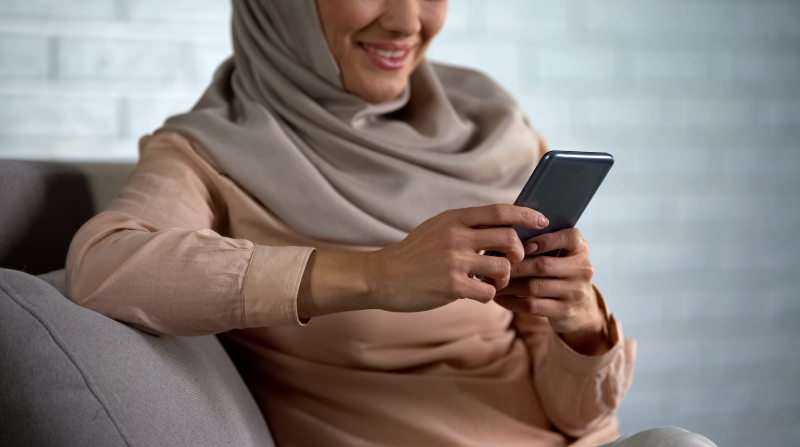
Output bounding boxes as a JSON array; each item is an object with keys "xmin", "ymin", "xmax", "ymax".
[{"xmin": 349, "ymin": 76, "xmax": 408, "ymax": 105}]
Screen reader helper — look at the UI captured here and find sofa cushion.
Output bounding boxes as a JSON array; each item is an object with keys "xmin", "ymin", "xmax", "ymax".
[{"xmin": 0, "ymin": 268, "xmax": 274, "ymax": 447}]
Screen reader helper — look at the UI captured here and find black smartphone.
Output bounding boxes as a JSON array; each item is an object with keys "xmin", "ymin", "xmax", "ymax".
[{"xmin": 488, "ymin": 150, "xmax": 614, "ymax": 257}]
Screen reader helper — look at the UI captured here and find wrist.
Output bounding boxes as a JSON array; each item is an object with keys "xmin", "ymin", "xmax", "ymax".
[
  {"xmin": 558, "ymin": 312, "xmax": 610, "ymax": 356},
  {"xmin": 297, "ymin": 250, "xmax": 374, "ymax": 319}
]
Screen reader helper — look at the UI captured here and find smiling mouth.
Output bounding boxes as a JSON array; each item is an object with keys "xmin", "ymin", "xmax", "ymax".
[{"xmin": 359, "ymin": 43, "xmax": 416, "ymax": 71}]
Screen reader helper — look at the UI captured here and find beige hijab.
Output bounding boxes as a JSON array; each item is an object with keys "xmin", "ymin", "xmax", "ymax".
[{"xmin": 160, "ymin": 0, "xmax": 539, "ymax": 245}]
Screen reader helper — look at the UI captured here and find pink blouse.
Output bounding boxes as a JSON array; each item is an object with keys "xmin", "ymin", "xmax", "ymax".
[{"xmin": 66, "ymin": 132, "xmax": 636, "ymax": 446}]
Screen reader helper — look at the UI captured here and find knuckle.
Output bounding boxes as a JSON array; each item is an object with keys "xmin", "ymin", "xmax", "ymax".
[
  {"xmin": 496, "ymin": 259, "xmax": 512, "ymax": 283},
  {"xmin": 477, "ymin": 287, "xmax": 495, "ymax": 303},
  {"xmin": 495, "ymin": 279, "xmax": 510, "ymax": 291},
  {"xmin": 442, "ymin": 251, "xmax": 462, "ymax": 272},
  {"xmin": 443, "ymin": 274, "xmax": 462, "ymax": 295},
  {"xmin": 440, "ymin": 227, "xmax": 462, "ymax": 249},
  {"xmin": 536, "ymin": 257, "xmax": 553, "ymax": 274},
  {"xmin": 502, "ymin": 227, "xmax": 518, "ymax": 247},
  {"xmin": 527, "ymin": 279, "xmax": 542, "ymax": 296},
  {"xmin": 537, "ymin": 233, "xmax": 553, "ymax": 247},
  {"xmin": 524, "ymin": 299, "xmax": 540, "ymax": 314},
  {"xmin": 516, "ymin": 259, "xmax": 534, "ymax": 276},
  {"xmin": 569, "ymin": 228, "xmax": 585, "ymax": 247},
  {"xmin": 496, "ymin": 256, "xmax": 511, "ymax": 274},
  {"xmin": 518, "ymin": 207, "xmax": 532, "ymax": 223},
  {"xmin": 440, "ymin": 209, "xmax": 460, "ymax": 224},
  {"xmin": 535, "ymin": 256, "xmax": 550, "ymax": 273},
  {"xmin": 487, "ymin": 204, "xmax": 508, "ymax": 222}
]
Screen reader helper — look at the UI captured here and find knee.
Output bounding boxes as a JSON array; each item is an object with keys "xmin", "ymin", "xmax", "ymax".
[{"xmin": 609, "ymin": 427, "xmax": 717, "ymax": 447}]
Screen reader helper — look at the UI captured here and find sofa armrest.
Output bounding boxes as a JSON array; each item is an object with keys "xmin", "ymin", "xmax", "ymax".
[{"xmin": 0, "ymin": 268, "xmax": 274, "ymax": 447}]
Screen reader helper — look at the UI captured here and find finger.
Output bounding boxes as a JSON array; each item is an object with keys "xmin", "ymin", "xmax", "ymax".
[
  {"xmin": 496, "ymin": 277, "xmax": 571, "ymax": 298},
  {"xmin": 493, "ymin": 296, "xmax": 568, "ymax": 318},
  {"xmin": 459, "ymin": 204, "xmax": 548, "ymax": 230},
  {"xmin": 469, "ymin": 254, "xmax": 512, "ymax": 290},
  {"xmin": 471, "ymin": 227, "xmax": 525, "ymax": 264},
  {"xmin": 457, "ymin": 275, "xmax": 498, "ymax": 304},
  {"xmin": 510, "ymin": 255, "xmax": 592, "ymax": 280},
  {"xmin": 525, "ymin": 228, "xmax": 587, "ymax": 256}
]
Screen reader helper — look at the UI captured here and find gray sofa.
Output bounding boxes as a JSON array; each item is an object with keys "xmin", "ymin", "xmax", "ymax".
[{"xmin": 0, "ymin": 160, "xmax": 275, "ymax": 446}]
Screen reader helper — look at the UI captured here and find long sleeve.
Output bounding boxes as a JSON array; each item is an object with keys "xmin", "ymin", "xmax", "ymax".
[
  {"xmin": 65, "ymin": 133, "xmax": 314, "ymax": 336},
  {"xmin": 513, "ymin": 290, "xmax": 637, "ymax": 439}
]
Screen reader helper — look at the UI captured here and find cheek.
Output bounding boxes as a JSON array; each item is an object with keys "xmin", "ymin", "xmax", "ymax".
[
  {"xmin": 420, "ymin": 3, "xmax": 448, "ymax": 43},
  {"xmin": 319, "ymin": 0, "xmax": 377, "ymax": 56}
]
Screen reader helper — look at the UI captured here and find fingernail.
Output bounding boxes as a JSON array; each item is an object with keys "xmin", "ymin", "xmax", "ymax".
[
  {"xmin": 539, "ymin": 216, "xmax": 549, "ymax": 227},
  {"xmin": 525, "ymin": 242, "xmax": 538, "ymax": 254}
]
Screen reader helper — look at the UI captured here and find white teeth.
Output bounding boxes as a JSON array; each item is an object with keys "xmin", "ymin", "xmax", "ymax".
[{"xmin": 367, "ymin": 46, "xmax": 405, "ymax": 59}]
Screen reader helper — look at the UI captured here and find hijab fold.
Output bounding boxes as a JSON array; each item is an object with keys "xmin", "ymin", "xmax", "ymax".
[{"xmin": 161, "ymin": 0, "xmax": 539, "ymax": 245}]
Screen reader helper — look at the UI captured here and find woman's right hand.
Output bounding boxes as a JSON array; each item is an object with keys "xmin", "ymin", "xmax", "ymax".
[
  {"xmin": 365, "ymin": 204, "xmax": 549, "ymax": 313},
  {"xmin": 298, "ymin": 204, "xmax": 548, "ymax": 319}
]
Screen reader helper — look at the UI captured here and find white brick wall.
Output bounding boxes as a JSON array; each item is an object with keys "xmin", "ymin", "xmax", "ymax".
[
  {"xmin": 0, "ymin": 94, "xmax": 117, "ymax": 136},
  {"xmin": 0, "ymin": 0, "xmax": 117, "ymax": 20},
  {"xmin": 0, "ymin": 33, "xmax": 48, "ymax": 78},
  {"xmin": 0, "ymin": 0, "xmax": 231, "ymax": 160},
  {"xmin": 1, "ymin": 1, "xmax": 798, "ymax": 445}
]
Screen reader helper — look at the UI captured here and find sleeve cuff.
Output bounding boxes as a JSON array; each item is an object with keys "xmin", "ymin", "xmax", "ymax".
[
  {"xmin": 242, "ymin": 245, "xmax": 315, "ymax": 328},
  {"xmin": 548, "ymin": 314, "xmax": 625, "ymax": 375}
]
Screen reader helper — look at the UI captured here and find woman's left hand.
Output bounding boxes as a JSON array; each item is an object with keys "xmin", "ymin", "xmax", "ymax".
[{"xmin": 494, "ymin": 228, "xmax": 611, "ymax": 355}]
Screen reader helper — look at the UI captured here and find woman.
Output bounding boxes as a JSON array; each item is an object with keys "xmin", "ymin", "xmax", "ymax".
[{"xmin": 65, "ymin": 0, "xmax": 711, "ymax": 446}]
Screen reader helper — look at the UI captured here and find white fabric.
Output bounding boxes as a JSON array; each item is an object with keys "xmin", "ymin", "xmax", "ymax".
[{"xmin": 598, "ymin": 427, "xmax": 718, "ymax": 447}]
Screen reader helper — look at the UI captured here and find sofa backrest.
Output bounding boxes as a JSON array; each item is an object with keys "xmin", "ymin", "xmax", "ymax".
[
  {"xmin": 0, "ymin": 160, "xmax": 94, "ymax": 275},
  {"xmin": 0, "ymin": 160, "xmax": 134, "ymax": 275}
]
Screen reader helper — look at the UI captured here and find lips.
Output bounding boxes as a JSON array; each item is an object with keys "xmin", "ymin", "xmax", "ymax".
[{"xmin": 359, "ymin": 42, "xmax": 416, "ymax": 71}]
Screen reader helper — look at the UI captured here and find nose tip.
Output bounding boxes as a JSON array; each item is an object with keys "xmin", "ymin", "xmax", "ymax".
[{"xmin": 380, "ymin": 0, "xmax": 422, "ymax": 37}]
